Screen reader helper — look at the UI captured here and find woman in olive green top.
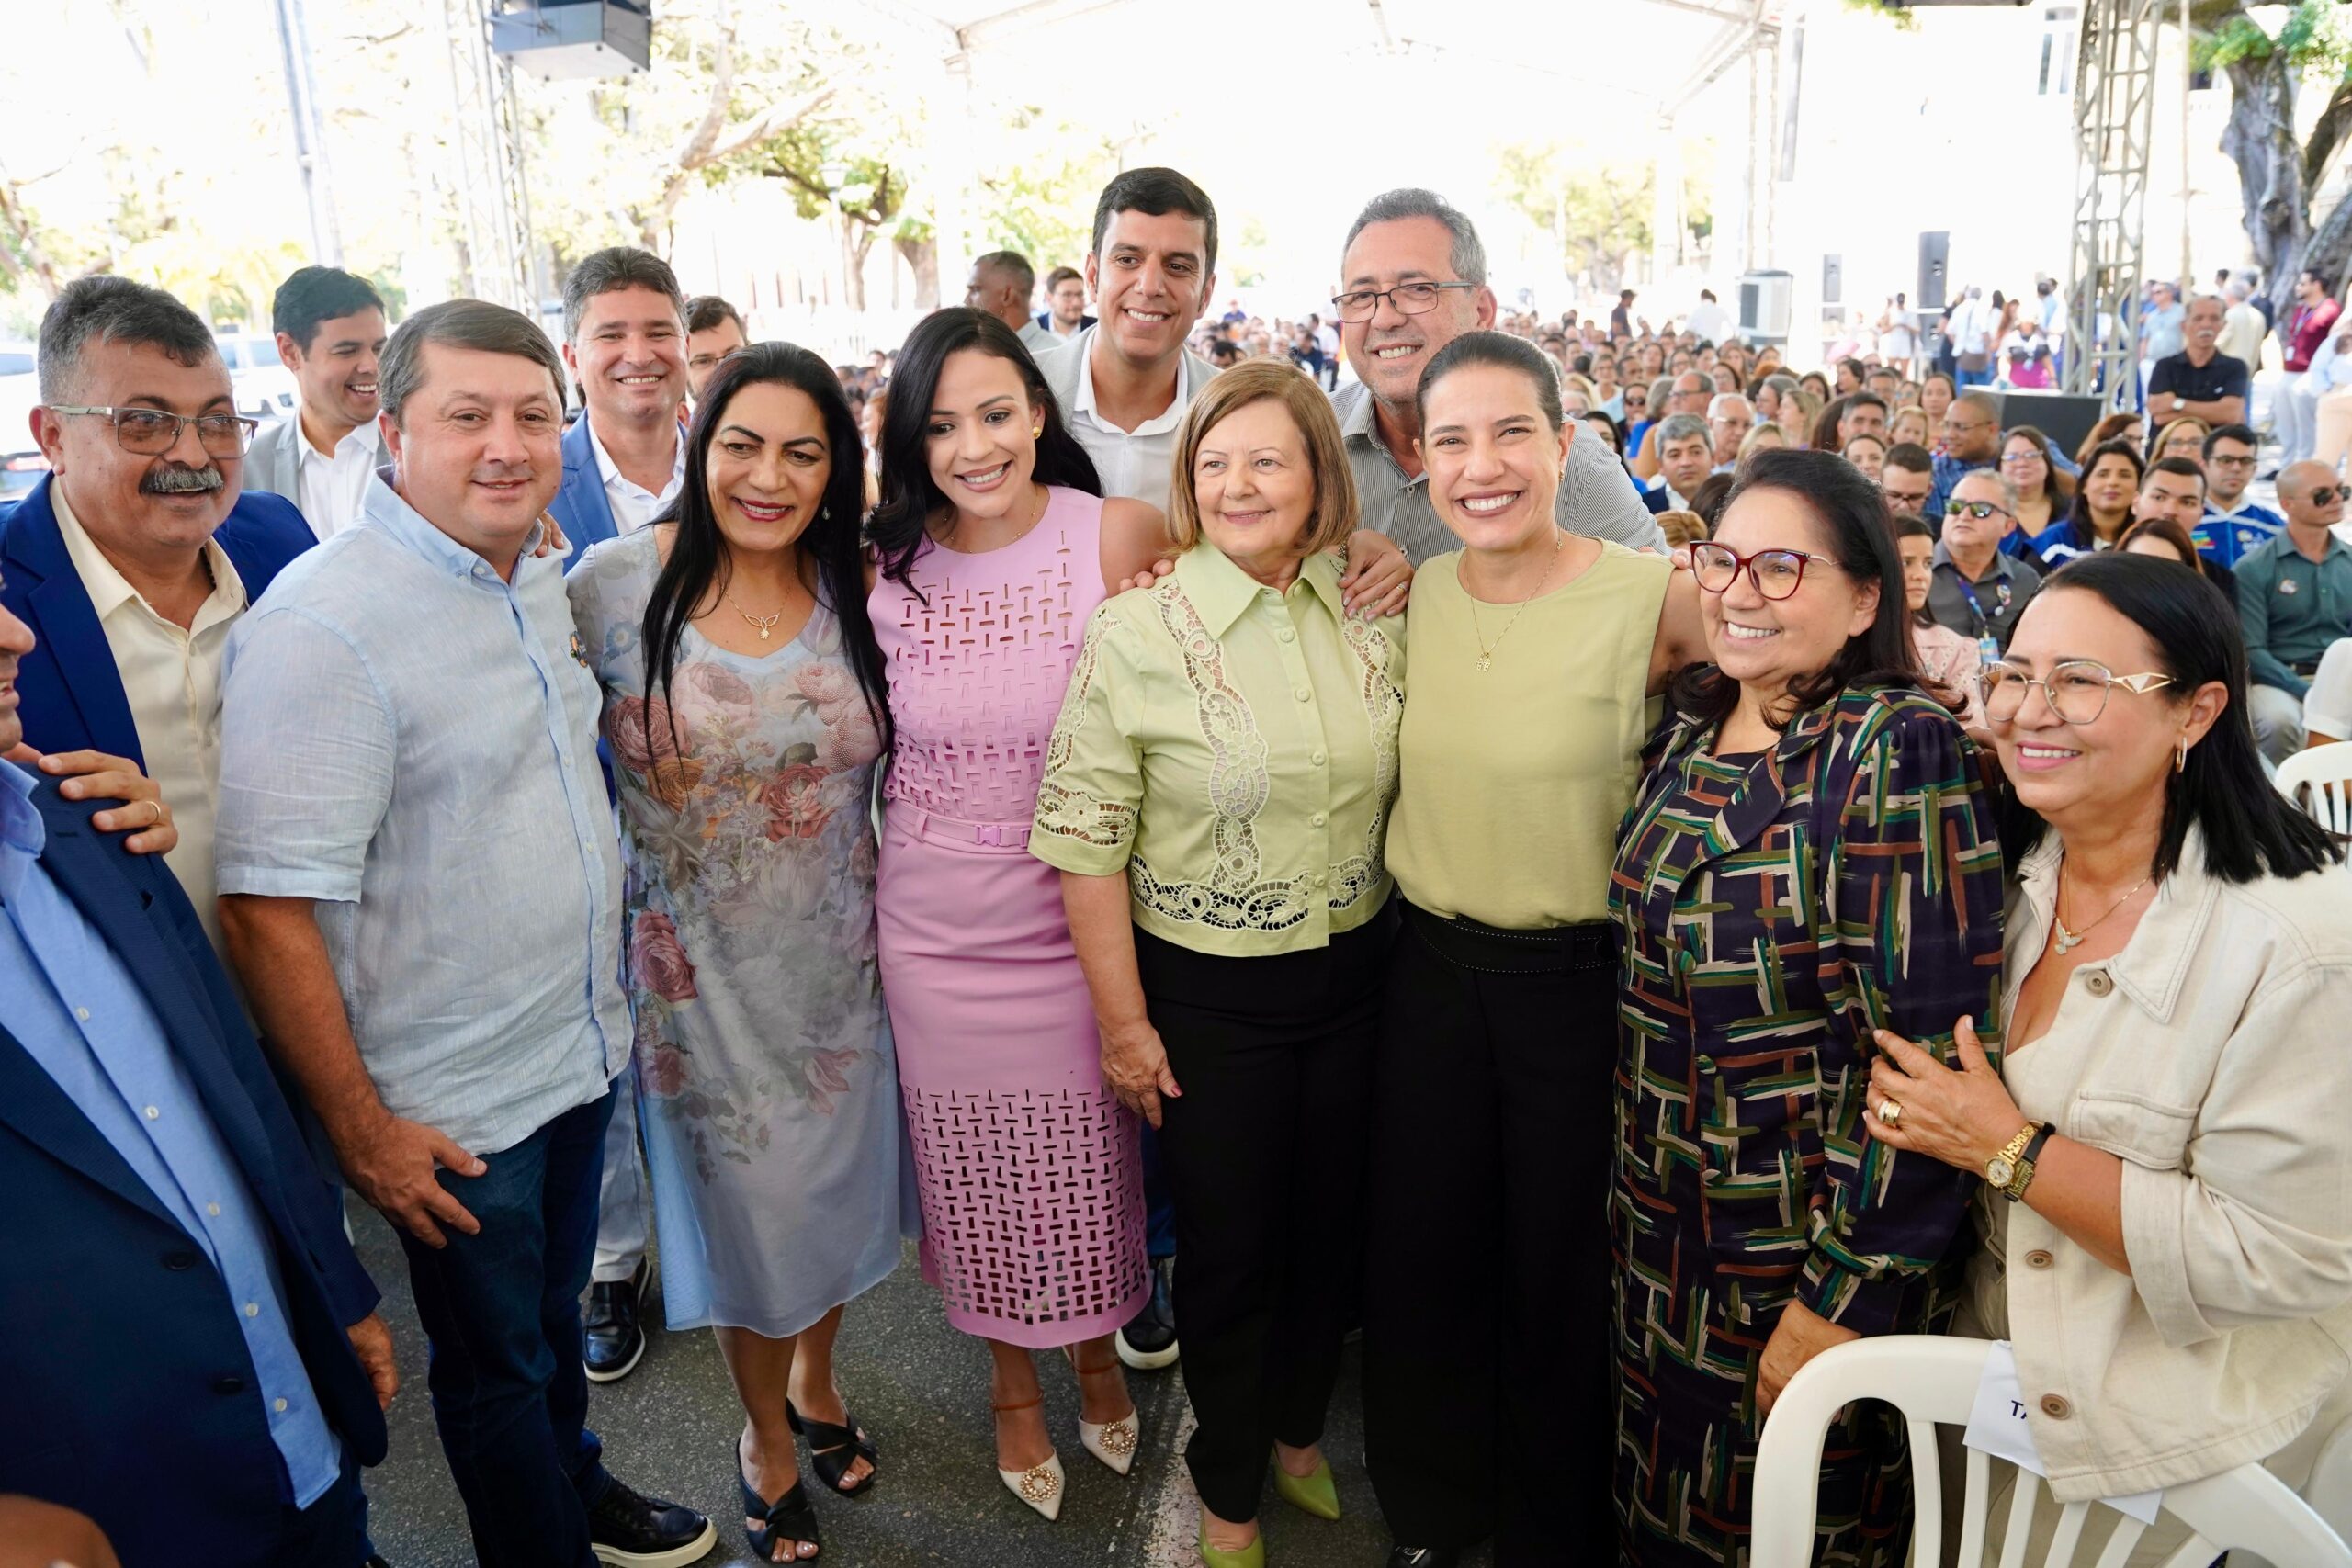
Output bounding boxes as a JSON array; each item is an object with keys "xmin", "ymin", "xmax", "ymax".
[
  {"xmin": 1363, "ymin": 332, "xmax": 1705, "ymax": 1568},
  {"xmin": 1032, "ymin": 362, "xmax": 1404, "ymax": 1568}
]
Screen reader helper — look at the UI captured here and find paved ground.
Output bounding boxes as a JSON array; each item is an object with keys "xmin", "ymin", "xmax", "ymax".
[{"xmin": 352, "ymin": 1204, "xmax": 1501, "ymax": 1568}]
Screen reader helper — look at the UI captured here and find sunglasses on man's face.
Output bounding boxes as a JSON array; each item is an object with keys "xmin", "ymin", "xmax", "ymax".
[{"xmin": 2310, "ymin": 486, "xmax": 2346, "ymax": 506}]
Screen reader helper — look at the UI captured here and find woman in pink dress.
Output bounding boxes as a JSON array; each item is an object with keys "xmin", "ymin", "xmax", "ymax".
[{"xmin": 865, "ymin": 310, "xmax": 1170, "ymax": 1520}]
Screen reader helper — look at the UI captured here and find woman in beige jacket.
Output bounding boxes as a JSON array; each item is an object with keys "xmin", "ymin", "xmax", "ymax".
[{"xmin": 1867, "ymin": 551, "xmax": 2352, "ymax": 1560}]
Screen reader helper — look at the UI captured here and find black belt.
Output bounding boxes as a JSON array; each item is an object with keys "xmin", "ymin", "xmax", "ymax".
[
  {"xmin": 2294, "ymin": 660, "xmax": 2322, "ymax": 679},
  {"xmin": 1400, "ymin": 899, "xmax": 1615, "ymax": 975}
]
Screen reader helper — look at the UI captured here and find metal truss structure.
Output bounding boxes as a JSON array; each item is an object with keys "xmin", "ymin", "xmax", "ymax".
[
  {"xmin": 441, "ymin": 0, "xmax": 539, "ymax": 311},
  {"xmin": 2065, "ymin": 0, "xmax": 2160, "ymax": 410}
]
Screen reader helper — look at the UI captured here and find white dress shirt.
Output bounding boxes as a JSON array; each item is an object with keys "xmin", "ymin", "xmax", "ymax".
[
  {"xmin": 52, "ymin": 484, "xmax": 247, "ymax": 957},
  {"xmin": 586, "ymin": 418, "xmax": 685, "ymax": 534},
  {"xmin": 294, "ymin": 418, "xmax": 379, "ymax": 542},
  {"xmin": 1065, "ymin": 325, "xmax": 1204, "ymax": 513}
]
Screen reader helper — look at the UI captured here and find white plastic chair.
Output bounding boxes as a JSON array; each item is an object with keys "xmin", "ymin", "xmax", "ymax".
[
  {"xmin": 1750, "ymin": 1335, "xmax": 2352, "ymax": 1568},
  {"xmin": 2275, "ymin": 740, "xmax": 2352, "ymax": 835}
]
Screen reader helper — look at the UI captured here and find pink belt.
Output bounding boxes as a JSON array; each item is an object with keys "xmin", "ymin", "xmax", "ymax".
[{"xmin": 892, "ymin": 804, "xmax": 1033, "ymax": 851}]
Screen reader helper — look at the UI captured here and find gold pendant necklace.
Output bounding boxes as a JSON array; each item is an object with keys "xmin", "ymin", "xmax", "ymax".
[
  {"xmin": 1466, "ymin": 528, "xmax": 1566, "ymax": 671},
  {"xmin": 2052, "ymin": 867, "xmax": 2153, "ymax": 953},
  {"xmin": 726, "ymin": 594, "xmax": 786, "ymax": 640}
]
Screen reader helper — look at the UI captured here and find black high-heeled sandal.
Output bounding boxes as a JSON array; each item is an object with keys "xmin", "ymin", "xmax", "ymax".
[
  {"xmin": 787, "ymin": 1398, "xmax": 879, "ymax": 1495},
  {"xmin": 740, "ymin": 1464, "xmax": 821, "ymax": 1562}
]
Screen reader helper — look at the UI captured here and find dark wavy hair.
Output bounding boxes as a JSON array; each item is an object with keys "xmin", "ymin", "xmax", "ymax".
[
  {"xmin": 2052, "ymin": 437, "xmax": 2146, "ymax": 556},
  {"xmin": 866, "ymin": 308, "xmax": 1103, "ymax": 592},
  {"xmin": 1670, "ymin": 446, "xmax": 1922, "ymax": 731},
  {"xmin": 640, "ymin": 341, "xmax": 890, "ymax": 757},
  {"xmin": 1994, "ymin": 553, "xmax": 2339, "ymax": 882}
]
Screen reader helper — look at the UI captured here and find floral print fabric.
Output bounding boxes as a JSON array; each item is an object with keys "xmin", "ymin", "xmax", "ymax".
[{"xmin": 569, "ymin": 530, "xmax": 904, "ymax": 1337}]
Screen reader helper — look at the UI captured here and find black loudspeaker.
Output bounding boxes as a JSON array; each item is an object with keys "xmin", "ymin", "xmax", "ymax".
[
  {"xmin": 1823, "ymin": 254, "xmax": 1843, "ymax": 306},
  {"xmin": 1983, "ymin": 389, "xmax": 2106, "ymax": 458},
  {"xmin": 1917, "ymin": 232, "xmax": 1950, "ymax": 312}
]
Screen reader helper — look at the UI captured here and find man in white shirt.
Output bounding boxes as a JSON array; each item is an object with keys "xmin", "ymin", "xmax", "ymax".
[
  {"xmin": 1033, "ymin": 169, "xmax": 1224, "ymax": 514},
  {"xmin": 1952, "ymin": 285, "xmax": 1996, "ymax": 387},
  {"xmin": 548, "ymin": 247, "xmax": 688, "ymax": 567},
  {"xmin": 243, "ymin": 266, "xmax": 391, "ymax": 541},
  {"xmin": 1686, "ymin": 288, "xmax": 1736, "ymax": 346},
  {"xmin": 546, "ymin": 248, "xmax": 686, "ymax": 1380},
  {"xmin": 965, "ymin": 249, "xmax": 1063, "ymax": 355},
  {"xmin": 2218, "ymin": 277, "xmax": 2268, "ymax": 375}
]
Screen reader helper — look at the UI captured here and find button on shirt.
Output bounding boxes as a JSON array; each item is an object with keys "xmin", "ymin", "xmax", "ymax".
[
  {"xmin": 1329, "ymin": 380, "xmax": 1662, "ymax": 566},
  {"xmin": 1031, "ymin": 545, "xmax": 1406, "ymax": 957},
  {"xmin": 586, "ymin": 418, "xmax": 685, "ymax": 535},
  {"xmin": 0, "ymin": 761, "xmax": 339, "ymax": 1506},
  {"xmin": 294, "ymin": 420, "xmax": 380, "ymax": 541},
  {"xmin": 1064, "ymin": 325, "xmax": 1204, "ymax": 513},
  {"xmin": 2235, "ymin": 529, "xmax": 2352, "ymax": 696},
  {"xmin": 215, "ymin": 472, "xmax": 629, "ymax": 1155},
  {"xmin": 52, "ymin": 484, "xmax": 247, "ymax": 957}
]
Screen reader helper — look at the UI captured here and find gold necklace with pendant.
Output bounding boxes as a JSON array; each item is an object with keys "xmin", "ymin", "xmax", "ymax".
[
  {"xmin": 1466, "ymin": 528, "xmax": 1565, "ymax": 671},
  {"xmin": 726, "ymin": 594, "xmax": 786, "ymax": 640},
  {"xmin": 2052, "ymin": 867, "xmax": 2153, "ymax": 953}
]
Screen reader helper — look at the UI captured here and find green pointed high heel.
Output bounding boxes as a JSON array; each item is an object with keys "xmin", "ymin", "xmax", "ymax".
[
  {"xmin": 1196, "ymin": 1519, "xmax": 1265, "ymax": 1568},
  {"xmin": 1272, "ymin": 1453, "xmax": 1340, "ymax": 1521}
]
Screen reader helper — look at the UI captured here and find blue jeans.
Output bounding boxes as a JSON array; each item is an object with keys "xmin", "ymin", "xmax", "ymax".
[{"xmin": 398, "ymin": 1088, "xmax": 616, "ymax": 1568}]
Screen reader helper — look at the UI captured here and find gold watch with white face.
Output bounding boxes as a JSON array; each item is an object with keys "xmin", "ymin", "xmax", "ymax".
[{"xmin": 1985, "ymin": 1122, "xmax": 2038, "ymax": 1193}]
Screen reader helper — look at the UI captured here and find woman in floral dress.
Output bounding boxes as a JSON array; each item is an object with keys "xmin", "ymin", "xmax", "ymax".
[{"xmin": 570, "ymin": 343, "xmax": 902, "ymax": 1564}]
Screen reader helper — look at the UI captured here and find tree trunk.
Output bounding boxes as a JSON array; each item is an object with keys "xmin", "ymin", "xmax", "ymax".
[
  {"xmin": 894, "ymin": 231, "xmax": 939, "ymax": 310},
  {"xmin": 841, "ymin": 217, "xmax": 871, "ymax": 313},
  {"xmin": 2305, "ymin": 186, "xmax": 2352, "ymax": 296},
  {"xmin": 2221, "ymin": 47, "xmax": 2307, "ymax": 290}
]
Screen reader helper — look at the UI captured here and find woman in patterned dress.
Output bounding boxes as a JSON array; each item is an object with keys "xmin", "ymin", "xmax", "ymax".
[
  {"xmin": 1610, "ymin": 448, "xmax": 2009, "ymax": 1567},
  {"xmin": 569, "ymin": 344, "xmax": 902, "ymax": 1564}
]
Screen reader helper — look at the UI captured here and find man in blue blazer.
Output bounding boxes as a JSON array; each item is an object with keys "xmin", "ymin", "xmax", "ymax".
[
  {"xmin": 1, "ymin": 276, "xmax": 315, "ymax": 966},
  {"xmin": 0, "ymin": 584, "xmax": 395, "ymax": 1567},
  {"xmin": 546, "ymin": 247, "xmax": 688, "ymax": 575}
]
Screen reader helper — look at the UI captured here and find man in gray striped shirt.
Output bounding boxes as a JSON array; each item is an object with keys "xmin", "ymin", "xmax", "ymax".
[{"xmin": 1328, "ymin": 188, "xmax": 1663, "ymax": 565}]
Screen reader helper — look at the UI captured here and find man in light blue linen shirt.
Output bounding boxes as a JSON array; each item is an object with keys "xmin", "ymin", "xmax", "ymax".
[{"xmin": 214, "ymin": 299, "xmax": 714, "ymax": 1568}]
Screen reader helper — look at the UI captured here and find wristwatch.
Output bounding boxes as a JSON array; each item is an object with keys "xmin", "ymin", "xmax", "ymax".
[{"xmin": 1986, "ymin": 1121, "xmax": 2054, "ymax": 1202}]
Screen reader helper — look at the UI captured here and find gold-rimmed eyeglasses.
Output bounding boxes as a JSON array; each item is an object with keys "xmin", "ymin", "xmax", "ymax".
[
  {"xmin": 48, "ymin": 405, "xmax": 258, "ymax": 459},
  {"xmin": 1982, "ymin": 660, "xmax": 2177, "ymax": 725}
]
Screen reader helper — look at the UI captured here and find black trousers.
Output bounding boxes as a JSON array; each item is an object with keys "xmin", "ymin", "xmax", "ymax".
[
  {"xmin": 1362, "ymin": 901, "xmax": 1619, "ymax": 1563},
  {"xmin": 1136, "ymin": 908, "xmax": 1390, "ymax": 1525}
]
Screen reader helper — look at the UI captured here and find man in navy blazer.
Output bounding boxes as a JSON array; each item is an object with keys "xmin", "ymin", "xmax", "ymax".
[
  {"xmin": 1, "ymin": 276, "xmax": 315, "ymax": 965},
  {"xmin": 546, "ymin": 247, "xmax": 689, "ymax": 574},
  {"xmin": 0, "ymin": 583, "xmax": 395, "ymax": 1567}
]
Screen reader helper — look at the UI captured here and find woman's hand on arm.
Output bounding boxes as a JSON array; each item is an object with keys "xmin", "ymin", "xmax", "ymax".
[
  {"xmin": 1100, "ymin": 498, "xmax": 1173, "ymax": 594},
  {"xmin": 1057, "ymin": 870, "xmax": 1182, "ymax": 1128},
  {"xmin": 1869, "ymin": 1019, "xmax": 2132, "ymax": 1275},
  {"xmin": 1340, "ymin": 530, "xmax": 1412, "ymax": 619}
]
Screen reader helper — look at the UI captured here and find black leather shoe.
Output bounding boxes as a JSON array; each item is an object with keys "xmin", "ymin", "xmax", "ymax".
[
  {"xmin": 584, "ymin": 1258, "xmax": 649, "ymax": 1383},
  {"xmin": 1385, "ymin": 1548, "xmax": 1463, "ymax": 1568},
  {"xmin": 1115, "ymin": 1255, "xmax": 1178, "ymax": 1370},
  {"xmin": 587, "ymin": 1475, "xmax": 717, "ymax": 1567}
]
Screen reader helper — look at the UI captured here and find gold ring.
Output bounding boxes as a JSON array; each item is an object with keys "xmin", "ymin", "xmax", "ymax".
[
  {"xmin": 145, "ymin": 799, "xmax": 164, "ymax": 826},
  {"xmin": 1878, "ymin": 1100, "xmax": 1904, "ymax": 1127}
]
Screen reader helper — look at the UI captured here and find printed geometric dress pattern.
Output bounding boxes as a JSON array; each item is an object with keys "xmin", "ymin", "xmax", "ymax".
[{"xmin": 1607, "ymin": 685, "xmax": 2008, "ymax": 1567}]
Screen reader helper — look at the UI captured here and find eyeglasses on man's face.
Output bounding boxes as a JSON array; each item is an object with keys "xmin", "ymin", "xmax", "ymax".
[
  {"xmin": 1689, "ymin": 542, "xmax": 1840, "ymax": 601},
  {"xmin": 48, "ymin": 404, "xmax": 258, "ymax": 459},
  {"xmin": 2307, "ymin": 485, "xmax": 2347, "ymax": 507},
  {"xmin": 1982, "ymin": 660, "xmax": 2176, "ymax": 725},
  {"xmin": 1329, "ymin": 280, "xmax": 1478, "ymax": 323},
  {"xmin": 1946, "ymin": 499, "xmax": 2014, "ymax": 524}
]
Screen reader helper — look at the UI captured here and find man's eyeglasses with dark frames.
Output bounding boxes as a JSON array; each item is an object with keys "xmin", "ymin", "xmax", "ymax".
[
  {"xmin": 1329, "ymin": 281, "xmax": 1480, "ymax": 323},
  {"xmin": 1946, "ymin": 499, "xmax": 2015, "ymax": 524},
  {"xmin": 47, "ymin": 405, "xmax": 258, "ymax": 459}
]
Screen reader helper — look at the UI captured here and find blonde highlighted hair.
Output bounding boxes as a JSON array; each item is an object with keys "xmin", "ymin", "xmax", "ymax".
[{"xmin": 1165, "ymin": 360, "xmax": 1359, "ymax": 557}]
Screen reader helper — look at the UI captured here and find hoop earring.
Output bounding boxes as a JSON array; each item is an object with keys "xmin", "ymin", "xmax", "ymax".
[{"xmin": 2175, "ymin": 737, "xmax": 2188, "ymax": 773}]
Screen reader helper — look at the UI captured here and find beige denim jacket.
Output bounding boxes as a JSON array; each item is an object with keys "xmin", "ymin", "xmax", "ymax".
[{"xmin": 1963, "ymin": 826, "xmax": 2352, "ymax": 1503}]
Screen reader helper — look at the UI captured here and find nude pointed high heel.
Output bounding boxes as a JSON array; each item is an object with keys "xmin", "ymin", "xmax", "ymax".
[
  {"xmin": 992, "ymin": 1394, "xmax": 1065, "ymax": 1521},
  {"xmin": 1064, "ymin": 1346, "xmax": 1140, "ymax": 1476}
]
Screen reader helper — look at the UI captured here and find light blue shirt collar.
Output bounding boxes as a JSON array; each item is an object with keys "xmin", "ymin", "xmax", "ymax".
[{"xmin": 362, "ymin": 467, "xmax": 549, "ymax": 581}]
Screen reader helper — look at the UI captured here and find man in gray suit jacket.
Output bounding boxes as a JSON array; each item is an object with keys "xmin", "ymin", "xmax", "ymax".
[{"xmin": 243, "ymin": 266, "xmax": 391, "ymax": 541}]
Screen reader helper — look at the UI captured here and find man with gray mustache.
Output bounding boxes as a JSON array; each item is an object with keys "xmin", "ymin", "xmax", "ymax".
[{"xmin": 0, "ymin": 276, "xmax": 315, "ymax": 959}]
